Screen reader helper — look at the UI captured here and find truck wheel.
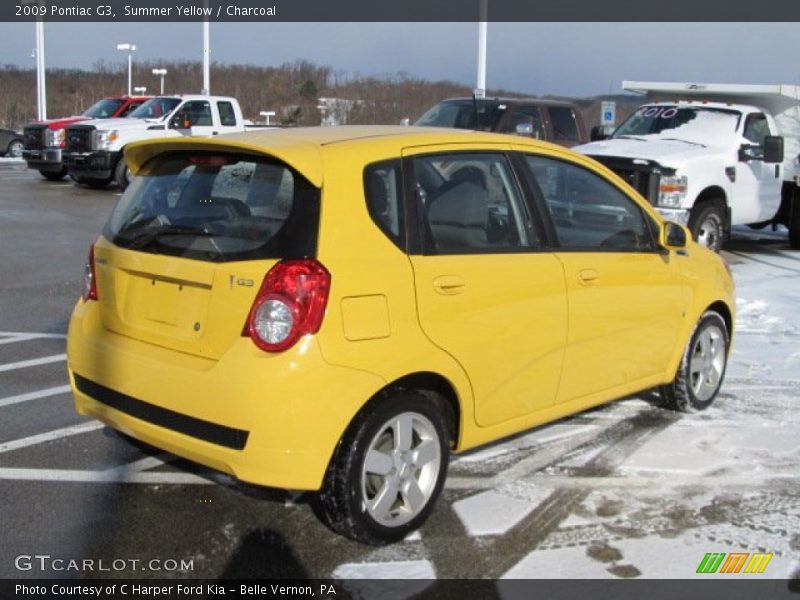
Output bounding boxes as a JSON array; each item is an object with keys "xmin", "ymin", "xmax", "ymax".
[
  {"xmin": 39, "ymin": 168, "xmax": 67, "ymax": 181},
  {"xmin": 659, "ymin": 311, "xmax": 729, "ymax": 412},
  {"xmin": 114, "ymin": 159, "xmax": 131, "ymax": 191},
  {"xmin": 688, "ymin": 200, "xmax": 725, "ymax": 253},
  {"xmin": 6, "ymin": 140, "xmax": 23, "ymax": 158},
  {"xmin": 316, "ymin": 390, "xmax": 449, "ymax": 544},
  {"xmin": 790, "ymin": 195, "xmax": 800, "ymax": 249}
]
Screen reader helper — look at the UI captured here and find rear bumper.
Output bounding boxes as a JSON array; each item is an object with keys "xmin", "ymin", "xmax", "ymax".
[
  {"xmin": 67, "ymin": 298, "xmax": 386, "ymax": 491},
  {"xmin": 23, "ymin": 148, "xmax": 64, "ymax": 172},
  {"xmin": 64, "ymin": 150, "xmax": 119, "ymax": 180}
]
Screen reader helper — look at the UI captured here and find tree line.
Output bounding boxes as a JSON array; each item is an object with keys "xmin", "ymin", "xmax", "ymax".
[{"xmin": 0, "ymin": 59, "xmax": 638, "ymax": 130}]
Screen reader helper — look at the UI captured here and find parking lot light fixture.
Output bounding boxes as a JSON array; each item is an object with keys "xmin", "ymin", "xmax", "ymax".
[
  {"xmin": 116, "ymin": 42, "xmax": 136, "ymax": 96},
  {"xmin": 152, "ymin": 68, "xmax": 168, "ymax": 94},
  {"xmin": 134, "ymin": 86, "xmax": 147, "ymax": 95}
]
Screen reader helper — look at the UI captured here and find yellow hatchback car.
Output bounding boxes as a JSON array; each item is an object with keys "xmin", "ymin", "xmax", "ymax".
[{"xmin": 67, "ymin": 126, "xmax": 734, "ymax": 544}]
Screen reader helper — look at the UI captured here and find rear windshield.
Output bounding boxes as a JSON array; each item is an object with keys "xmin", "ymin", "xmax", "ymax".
[
  {"xmin": 82, "ymin": 98, "xmax": 125, "ymax": 119},
  {"xmin": 415, "ymin": 99, "xmax": 505, "ymax": 131},
  {"xmin": 105, "ymin": 151, "xmax": 320, "ymax": 262}
]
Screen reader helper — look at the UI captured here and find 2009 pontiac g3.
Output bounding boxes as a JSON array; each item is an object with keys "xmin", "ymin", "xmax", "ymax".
[{"xmin": 68, "ymin": 126, "xmax": 734, "ymax": 544}]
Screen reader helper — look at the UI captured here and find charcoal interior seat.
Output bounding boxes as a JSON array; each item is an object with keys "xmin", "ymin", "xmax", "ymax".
[{"xmin": 427, "ymin": 181, "xmax": 489, "ymax": 251}]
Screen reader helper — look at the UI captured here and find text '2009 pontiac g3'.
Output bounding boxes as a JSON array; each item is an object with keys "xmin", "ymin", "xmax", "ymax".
[{"xmin": 67, "ymin": 126, "xmax": 735, "ymax": 544}]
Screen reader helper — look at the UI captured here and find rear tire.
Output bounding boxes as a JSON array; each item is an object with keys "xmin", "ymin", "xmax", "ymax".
[
  {"xmin": 688, "ymin": 200, "xmax": 725, "ymax": 253},
  {"xmin": 316, "ymin": 390, "xmax": 449, "ymax": 545},
  {"xmin": 660, "ymin": 311, "xmax": 729, "ymax": 412},
  {"xmin": 6, "ymin": 140, "xmax": 23, "ymax": 158}
]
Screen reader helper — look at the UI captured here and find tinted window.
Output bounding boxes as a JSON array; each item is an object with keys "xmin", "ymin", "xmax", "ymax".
[
  {"xmin": 105, "ymin": 152, "xmax": 319, "ymax": 262},
  {"xmin": 525, "ymin": 155, "xmax": 655, "ymax": 252},
  {"xmin": 413, "ymin": 153, "xmax": 535, "ymax": 254},
  {"xmin": 743, "ymin": 113, "xmax": 770, "ymax": 144},
  {"xmin": 82, "ymin": 98, "xmax": 125, "ymax": 119},
  {"xmin": 500, "ymin": 106, "xmax": 545, "ymax": 139},
  {"xmin": 365, "ymin": 160, "xmax": 404, "ymax": 249},
  {"xmin": 547, "ymin": 106, "xmax": 579, "ymax": 142},
  {"xmin": 175, "ymin": 101, "xmax": 213, "ymax": 127},
  {"xmin": 119, "ymin": 101, "xmax": 144, "ymax": 117},
  {"xmin": 415, "ymin": 100, "xmax": 506, "ymax": 131},
  {"xmin": 218, "ymin": 101, "xmax": 237, "ymax": 127}
]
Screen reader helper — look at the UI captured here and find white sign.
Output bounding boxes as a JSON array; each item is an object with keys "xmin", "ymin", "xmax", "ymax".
[{"xmin": 601, "ymin": 101, "xmax": 616, "ymax": 126}]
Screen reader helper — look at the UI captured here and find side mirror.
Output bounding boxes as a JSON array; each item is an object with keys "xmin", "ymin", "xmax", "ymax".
[
  {"xmin": 662, "ymin": 221, "xmax": 688, "ymax": 249},
  {"xmin": 170, "ymin": 114, "xmax": 192, "ymax": 130},
  {"xmin": 590, "ymin": 125, "xmax": 612, "ymax": 141},
  {"xmin": 763, "ymin": 135, "xmax": 784, "ymax": 164}
]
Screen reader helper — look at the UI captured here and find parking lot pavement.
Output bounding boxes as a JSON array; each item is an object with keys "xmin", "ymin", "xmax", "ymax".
[{"xmin": 0, "ymin": 169, "xmax": 798, "ymax": 583}]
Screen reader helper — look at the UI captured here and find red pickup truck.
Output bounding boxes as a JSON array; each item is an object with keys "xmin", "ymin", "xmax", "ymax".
[{"xmin": 22, "ymin": 96, "xmax": 149, "ymax": 180}]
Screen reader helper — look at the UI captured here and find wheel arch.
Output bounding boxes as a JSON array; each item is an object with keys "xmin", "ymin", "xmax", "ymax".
[
  {"xmin": 706, "ymin": 300, "xmax": 734, "ymax": 349},
  {"xmin": 360, "ymin": 371, "xmax": 462, "ymax": 449}
]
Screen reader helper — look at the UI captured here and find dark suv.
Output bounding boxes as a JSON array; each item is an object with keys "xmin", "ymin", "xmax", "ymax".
[{"xmin": 415, "ymin": 97, "xmax": 588, "ymax": 147}]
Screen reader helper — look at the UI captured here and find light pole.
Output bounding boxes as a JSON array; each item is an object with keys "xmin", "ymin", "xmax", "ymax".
[
  {"xmin": 259, "ymin": 111, "xmax": 276, "ymax": 126},
  {"xmin": 152, "ymin": 68, "xmax": 168, "ymax": 94},
  {"xmin": 134, "ymin": 86, "xmax": 147, "ymax": 96},
  {"xmin": 116, "ymin": 43, "xmax": 137, "ymax": 96},
  {"xmin": 35, "ymin": 20, "xmax": 47, "ymax": 120},
  {"xmin": 475, "ymin": 0, "xmax": 488, "ymax": 99}
]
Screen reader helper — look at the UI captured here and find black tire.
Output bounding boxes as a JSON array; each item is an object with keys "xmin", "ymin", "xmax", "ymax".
[
  {"xmin": 790, "ymin": 198, "xmax": 800, "ymax": 250},
  {"xmin": 688, "ymin": 200, "xmax": 725, "ymax": 253},
  {"xmin": 660, "ymin": 311, "xmax": 729, "ymax": 412},
  {"xmin": 316, "ymin": 390, "xmax": 449, "ymax": 545},
  {"xmin": 39, "ymin": 167, "xmax": 67, "ymax": 181},
  {"xmin": 114, "ymin": 158, "xmax": 131, "ymax": 191},
  {"xmin": 85, "ymin": 177, "xmax": 113, "ymax": 189},
  {"xmin": 6, "ymin": 139, "xmax": 23, "ymax": 158}
]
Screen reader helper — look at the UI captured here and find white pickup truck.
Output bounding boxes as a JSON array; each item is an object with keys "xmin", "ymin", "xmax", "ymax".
[
  {"xmin": 63, "ymin": 95, "xmax": 260, "ymax": 189},
  {"xmin": 575, "ymin": 81, "xmax": 800, "ymax": 251}
]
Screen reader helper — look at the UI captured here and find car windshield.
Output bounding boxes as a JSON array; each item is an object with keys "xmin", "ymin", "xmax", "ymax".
[
  {"xmin": 105, "ymin": 151, "xmax": 320, "ymax": 262},
  {"xmin": 612, "ymin": 105, "xmax": 741, "ymax": 145},
  {"xmin": 128, "ymin": 97, "xmax": 182, "ymax": 120},
  {"xmin": 415, "ymin": 100, "xmax": 505, "ymax": 131},
  {"xmin": 82, "ymin": 98, "xmax": 125, "ymax": 119}
]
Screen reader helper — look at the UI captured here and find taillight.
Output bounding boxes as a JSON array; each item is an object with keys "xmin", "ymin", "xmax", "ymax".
[
  {"xmin": 244, "ymin": 259, "xmax": 331, "ymax": 352},
  {"xmin": 82, "ymin": 243, "xmax": 98, "ymax": 302}
]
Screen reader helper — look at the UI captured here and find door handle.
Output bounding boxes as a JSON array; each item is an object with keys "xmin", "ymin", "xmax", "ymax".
[
  {"xmin": 432, "ymin": 275, "xmax": 466, "ymax": 295},
  {"xmin": 577, "ymin": 269, "xmax": 599, "ymax": 285}
]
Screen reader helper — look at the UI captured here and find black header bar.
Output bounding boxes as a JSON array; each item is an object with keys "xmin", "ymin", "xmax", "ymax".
[{"xmin": 5, "ymin": 0, "xmax": 800, "ymax": 22}]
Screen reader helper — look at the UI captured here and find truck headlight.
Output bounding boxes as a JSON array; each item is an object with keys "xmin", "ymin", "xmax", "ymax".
[
  {"xmin": 46, "ymin": 128, "xmax": 65, "ymax": 147},
  {"xmin": 97, "ymin": 130, "xmax": 118, "ymax": 150},
  {"xmin": 658, "ymin": 175, "xmax": 687, "ymax": 208}
]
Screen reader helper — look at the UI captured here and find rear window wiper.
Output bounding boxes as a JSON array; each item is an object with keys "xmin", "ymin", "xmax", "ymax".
[{"xmin": 123, "ymin": 224, "xmax": 215, "ymax": 250}]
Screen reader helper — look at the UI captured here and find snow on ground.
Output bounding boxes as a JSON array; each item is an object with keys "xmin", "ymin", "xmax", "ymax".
[{"xmin": 334, "ymin": 234, "xmax": 800, "ymax": 580}]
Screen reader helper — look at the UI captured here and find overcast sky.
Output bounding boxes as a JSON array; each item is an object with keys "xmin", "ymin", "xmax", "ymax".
[{"xmin": 1, "ymin": 22, "xmax": 799, "ymax": 97}]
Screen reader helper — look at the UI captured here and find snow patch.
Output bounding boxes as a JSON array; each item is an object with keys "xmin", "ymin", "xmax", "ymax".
[{"xmin": 452, "ymin": 490, "xmax": 537, "ymax": 536}]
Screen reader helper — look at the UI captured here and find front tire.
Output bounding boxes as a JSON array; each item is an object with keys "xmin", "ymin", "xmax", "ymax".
[
  {"xmin": 114, "ymin": 158, "xmax": 131, "ymax": 191},
  {"xmin": 316, "ymin": 390, "xmax": 449, "ymax": 545},
  {"xmin": 688, "ymin": 200, "xmax": 725, "ymax": 253},
  {"xmin": 660, "ymin": 311, "xmax": 729, "ymax": 412}
]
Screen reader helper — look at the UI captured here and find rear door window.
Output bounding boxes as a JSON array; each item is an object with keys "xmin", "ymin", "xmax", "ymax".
[
  {"xmin": 547, "ymin": 106, "xmax": 580, "ymax": 143},
  {"xmin": 412, "ymin": 152, "xmax": 537, "ymax": 254},
  {"xmin": 105, "ymin": 152, "xmax": 320, "ymax": 262}
]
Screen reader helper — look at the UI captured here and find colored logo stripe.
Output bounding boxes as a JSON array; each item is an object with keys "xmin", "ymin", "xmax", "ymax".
[
  {"xmin": 696, "ymin": 552, "xmax": 773, "ymax": 574},
  {"xmin": 744, "ymin": 553, "xmax": 773, "ymax": 574}
]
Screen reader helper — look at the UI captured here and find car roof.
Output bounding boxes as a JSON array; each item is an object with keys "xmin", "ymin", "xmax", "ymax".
[
  {"xmin": 124, "ymin": 125, "xmax": 560, "ymax": 188},
  {"xmin": 442, "ymin": 96, "xmax": 579, "ymax": 108}
]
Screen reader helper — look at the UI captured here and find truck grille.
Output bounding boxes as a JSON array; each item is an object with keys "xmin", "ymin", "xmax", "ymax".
[
  {"xmin": 589, "ymin": 156, "xmax": 664, "ymax": 205},
  {"xmin": 24, "ymin": 125, "xmax": 46, "ymax": 151},
  {"xmin": 66, "ymin": 125, "xmax": 95, "ymax": 153}
]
